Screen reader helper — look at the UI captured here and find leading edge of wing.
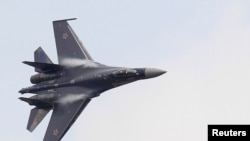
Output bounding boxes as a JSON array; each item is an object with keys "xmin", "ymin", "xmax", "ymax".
[
  {"xmin": 53, "ymin": 18, "xmax": 93, "ymax": 64},
  {"xmin": 43, "ymin": 95, "xmax": 91, "ymax": 141}
]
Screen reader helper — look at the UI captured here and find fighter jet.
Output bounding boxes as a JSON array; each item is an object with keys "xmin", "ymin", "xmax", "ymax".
[{"xmin": 19, "ymin": 18, "xmax": 166, "ymax": 141}]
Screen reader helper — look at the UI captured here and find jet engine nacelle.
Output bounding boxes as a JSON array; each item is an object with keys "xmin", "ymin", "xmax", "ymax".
[{"xmin": 30, "ymin": 73, "xmax": 62, "ymax": 84}]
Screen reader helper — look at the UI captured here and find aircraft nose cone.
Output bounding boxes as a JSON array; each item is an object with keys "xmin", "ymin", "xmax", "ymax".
[{"xmin": 144, "ymin": 68, "xmax": 166, "ymax": 79}]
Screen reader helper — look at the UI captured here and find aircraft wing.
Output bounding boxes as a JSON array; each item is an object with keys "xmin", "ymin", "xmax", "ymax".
[
  {"xmin": 43, "ymin": 91, "xmax": 91, "ymax": 141},
  {"xmin": 53, "ymin": 18, "xmax": 93, "ymax": 64}
]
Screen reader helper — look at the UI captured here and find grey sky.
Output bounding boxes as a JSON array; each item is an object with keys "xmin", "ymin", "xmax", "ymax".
[{"xmin": 1, "ymin": 0, "xmax": 250, "ymax": 141}]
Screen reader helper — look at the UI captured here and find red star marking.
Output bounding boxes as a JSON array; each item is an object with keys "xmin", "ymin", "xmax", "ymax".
[
  {"xmin": 53, "ymin": 129, "xmax": 59, "ymax": 136},
  {"xmin": 63, "ymin": 33, "xmax": 68, "ymax": 39}
]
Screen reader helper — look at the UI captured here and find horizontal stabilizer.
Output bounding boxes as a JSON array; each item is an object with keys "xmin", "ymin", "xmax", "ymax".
[
  {"xmin": 23, "ymin": 61, "xmax": 62, "ymax": 73},
  {"xmin": 27, "ymin": 107, "xmax": 51, "ymax": 132},
  {"xmin": 19, "ymin": 97, "xmax": 52, "ymax": 109}
]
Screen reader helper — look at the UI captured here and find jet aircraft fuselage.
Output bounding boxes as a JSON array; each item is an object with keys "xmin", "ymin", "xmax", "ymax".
[{"xmin": 20, "ymin": 65, "xmax": 165, "ymax": 96}]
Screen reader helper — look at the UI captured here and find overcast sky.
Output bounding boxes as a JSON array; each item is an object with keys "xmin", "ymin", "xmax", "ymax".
[{"xmin": 1, "ymin": 0, "xmax": 250, "ymax": 141}]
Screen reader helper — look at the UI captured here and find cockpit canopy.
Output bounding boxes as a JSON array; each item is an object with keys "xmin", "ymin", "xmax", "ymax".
[{"xmin": 112, "ymin": 69, "xmax": 137, "ymax": 77}]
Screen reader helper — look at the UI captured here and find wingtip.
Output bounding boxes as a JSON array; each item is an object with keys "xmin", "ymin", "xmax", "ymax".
[{"xmin": 53, "ymin": 18, "xmax": 77, "ymax": 22}]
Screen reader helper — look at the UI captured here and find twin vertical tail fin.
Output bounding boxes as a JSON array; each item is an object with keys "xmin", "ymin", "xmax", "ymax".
[
  {"xmin": 27, "ymin": 107, "xmax": 51, "ymax": 132},
  {"xmin": 34, "ymin": 47, "xmax": 54, "ymax": 73},
  {"xmin": 35, "ymin": 47, "xmax": 53, "ymax": 64},
  {"xmin": 19, "ymin": 97, "xmax": 52, "ymax": 132},
  {"xmin": 22, "ymin": 47, "xmax": 54, "ymax": 132},
  {"xmin": 22, "ymin": 47, "xmax": 62, "ymax": 73}
]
